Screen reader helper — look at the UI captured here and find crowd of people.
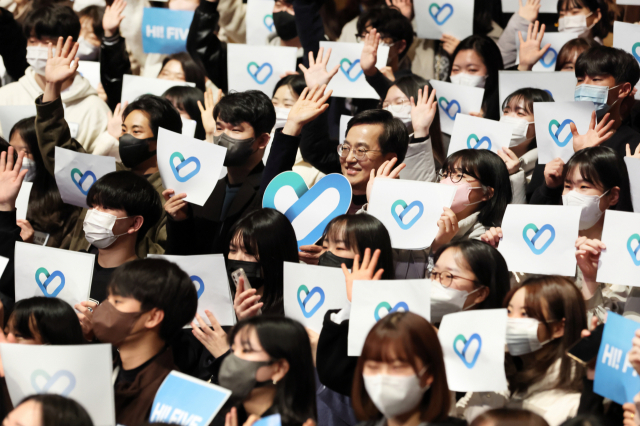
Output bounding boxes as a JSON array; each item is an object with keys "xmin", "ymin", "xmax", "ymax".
[{"xmin": 1, "ymin": 0, "xmax": 640, "ymax": 425}]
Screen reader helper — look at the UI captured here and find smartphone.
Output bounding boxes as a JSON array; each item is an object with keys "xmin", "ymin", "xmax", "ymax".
[
  {"xmin": 231, "ymin": 268, "xmax": 262, "ymax": 315},
  {"xmin": 566, "ymin": 323, "xmax": 605, "ymax": 365}
]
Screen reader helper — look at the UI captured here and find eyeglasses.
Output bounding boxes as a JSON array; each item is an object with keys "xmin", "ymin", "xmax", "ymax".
[
  {"xmin": 437, "ymin": 170, "xmax": 480, "ymax": 184},
  {"xmin": 337, "ymin": 143, "xmax": 383, "ymax": 161},
  {"xmin": 381, "ymin": 98, "xmax": 409, "ymax": 112},
  {"xmin": 355, "ymin": 32, "xmax": 395, "ymax": 45},
  {"xmin": 429, "ymin": 270, "xmax": 479, "ymax": 288}
]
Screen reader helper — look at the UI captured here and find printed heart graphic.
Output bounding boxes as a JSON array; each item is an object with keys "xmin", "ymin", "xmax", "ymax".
[
  {"xmin": 523, "ymin": 223, "xmax": 556, "ymax": 255},
  {"xmin": 627, "ymin": 234, "xmax": 640, "ymax": 266},
  {"xmin": 374, "ymin": 301, "xmax": 409, "ymax": 321},
  {"xmin": 297, "ymin": 285, "xmax": 325, "ymax": 318},
  {"xmin": 170, "ymin": 152, "xmax": 201, "ymax": 182},
  {"xmin": 548, "ymin": 119, "xmax": 574, "ymax": 147},
  {"xmin": 453, "ymin": 333, "xmax": 482, "ymax": 368},
  {"xmin": 31, "ymin": 369, "xmax": 76, "ymax": 396},
  {"xmin": 428, "ymin": 2, "xmax": 454, "ymax": 25},
  {"xmin": 247, "ymin": 62, "xmax": 273, "ymax": 84},
  {"xmin": 633, "ymin": 42, "xmax": 640, "ymax": 62},
  {"xmin": 539, "ymin": 47, "xmax": 558, "ymax": 68},
  {"xmin": 391, "ymin": 200, "xmax": 424, "ymax": 230},
  {"xmin": 191, "ymin": 275, "xmax": 205, "ymax": 299},
  {"xmin": 262, "ymin": 172, "xmax": 352, "ymax": 249},
  {"xmin": 70, "ymin": 168, "xmax": 97, "ymax": 196},
  {"xmin": 263, "ymin": 14, "xmax": 274, "ymax": 31},
  {"xmin": 35, "ymin": 267, "xmax": 65, "ymax": 297},
  {"xmin": 340, "ymin": 58, "xmax": 363, "ymax": 82},
  {"xmin": 438, "ymin": 97, "xmax": 461, "ymax": 120},
  {"xmin": 467, "ymin": 134, "xmax": 492, "ymax": 150}
]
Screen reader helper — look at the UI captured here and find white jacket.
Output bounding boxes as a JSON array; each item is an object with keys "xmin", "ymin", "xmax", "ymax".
[{"xmin": 0, "ymin": 67, "xmax": 110, "ymax": 152}]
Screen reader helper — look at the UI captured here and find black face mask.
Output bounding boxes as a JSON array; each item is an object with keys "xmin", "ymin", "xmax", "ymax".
[
  {"xmin": 273, "ymin": 11, "xmax": 298, "ymax": 41},
  {"xmin": 118, "ymin": 134, "xmax": 156, "ymax": 169},
  {"xmin": 318, "ymin": 251, "xmax": 354, "ymax": 269},
  {"xmin": 227, "ymin": 259, "xmax": 265, "ymax": 289}
]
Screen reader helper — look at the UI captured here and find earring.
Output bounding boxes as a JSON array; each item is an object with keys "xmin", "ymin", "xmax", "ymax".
[{"xmin": 273, "ymin": 379, "xmax": 278, "ymax": 385}]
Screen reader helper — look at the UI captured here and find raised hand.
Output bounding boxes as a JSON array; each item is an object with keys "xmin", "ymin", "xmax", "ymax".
[
  {"xmin": 518, "ymin": 21, "xmax": 551, "ymax": 71},
  {"xmin": 544, "ymin": 157, "xmax": 565, "ymax": 188},
  {"xmin": 103, "ymin": 0, "xmax": 127, "ymax": 38},
  {"xmin": 519, "ymin": 0, "xmax": 540, "ymax": 23},
  {"xmin": 75, "ymin": 300, "xmax": 98, "ymax": 341},
  {"xmin": 191, "ymin": 310, "xmax": 230, "ymax": 358},
  {"xmin": 360, "ymin": 29, "xmax": 381, "ymax": 77},
  {"xmin": 386, "ymin": 0, "xmax": 413, "ymax": 19},
  {"xmin": 16, "ymin": 219, "xmax": 34, "ymax": 243},
  {"xmin": 342, "ymin": 248, "xmax": 384, "ymax": 301},
  {"xmin": 627, "ymin": 143, "xmax": 640, "ymax": 159},
  {"xmin": 282, "ymin": 84, "xmax": 332, "ymax": 137},
  {"xmin": 198, "ymin": 87, "xmax": 223, "ymax": 142},
  {"xmin": 571, "ymin": 111, "xmax": 615, "ymax": 152},
  {"xmin": 432, "ymin": 207, "xmax": 459, "ymax": 252},
  {"xmin": 410, "ymin": 85, "xmax": 438, "ymax": 138},
  {"xmin": 43, "ymin": 36, "xmax": 79, "ymax": 102},
  {"xmin": 366, "ymin": 157, "xmax": 406, "ymax": 202},
  {"xmin": 107, "ymin": 101, "xmax": 127, "ymax": 139},
  {"xmin": 497, "ymin": 147, "xmax": 521, "ymax": 175},
  {"xmin": 440, "ymin": 34, "xmax": 460, "ymax": 56},
  {"xmin": 162, "ymin": 189, "xmax": 189, "ymax": 221},
  {"xmin": 233, "ymin": 277, "xmax": 263, "ymax": 320},
  {"xmin": 0, "ymin": 147, "xmax": 27, "ymax": 212},
  {"xmin": 575, "ymin": 236, "xmax": 605, "ymax": 288},
  {"xmin": 299, "ymin": 47, "xmax": 339, "ymax": 89},
  {"xmin": 480, "ymin": 227, "xmax": 503, "ymax": 248}
]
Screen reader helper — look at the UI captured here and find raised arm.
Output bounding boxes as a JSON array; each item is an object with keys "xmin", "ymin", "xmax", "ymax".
[{"xmin": 100, "ymin": 0, "xmax": 130, "ymax": 111}]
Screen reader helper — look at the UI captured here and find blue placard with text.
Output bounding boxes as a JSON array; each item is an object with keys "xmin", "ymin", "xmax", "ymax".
[
  {"xmin": 142, "ymin": 8, "xmax": 194, "ymax": 54},
  {"xmin": 594, "ymin": 312, "xmax": 640, "ymax": 404}
]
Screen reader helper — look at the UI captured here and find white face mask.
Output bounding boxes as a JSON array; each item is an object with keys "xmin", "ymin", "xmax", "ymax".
[
  {"xmin": 83, "ymin": 209, "xmax": 130, "ymax": 249},
  {"xmin": 430, "ymin": 280, "xmax": 480, "ymax": 323},
  {"xmin": 273, "ymin": 106, "xmax": 290, "ymax": 131},
  {"xmin": 363, "ymin": 373, "xmax": 428, "ymax": 418},
  {"xmin": 20, "ymin": 158, "xmax": 37, "ymax": 182},
  {"xmin": 26, "ymin": 45, "xmax": 50, "ymax": 76},
  {"xmin": 506, "ymin": 317, "xmax": 550, "ymax": 356},
  {"xmin": 562, "ymin": 189, "xmax": 608, "ymax": 230},
  {"xmin": 450, "ymin": 72, "xmax": 486, "ymax": 88},
  {"xmin": 76, "ymin": 36, "xmax": 99, "ymax": 61},
  {"xmin": 383, "ymin": 103, "xmax": 412, "ymax": 127},
  {"xmin": 500, "ymin": 115, "xmax": 534, "ymax": 147},
  {"xmin": 558, "ymin": 12, "xmax": 595, "ymax": 36}
]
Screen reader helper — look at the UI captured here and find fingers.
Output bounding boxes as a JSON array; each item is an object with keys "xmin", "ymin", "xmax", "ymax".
[
  {"xmin": 360, "ymin": 248, "xmax": 372, "ymax": 271},
  {"xmin": 309, "ymin": 49, "xmax": 317, "ymax": 67},
  {"xmin": 368, "ymin": 249, "xmax": 381, "ymax": 274},
  {"xmin": 569, "ymin": 121, "xmax": 580, "ymax": 138},
  {"xmin": 628, "ymin": 144, "xmax": 632, "ymax": 157},
  {"xmin": 388, "ymin": 162, "xmax": 406, "ymax": 179},
  {"xmin": 56, "ymin": 36, "xmax": 64, "ymax": 58},
  {"xmin": 205, "ymin": 309, "xmax": 222, "ymax": 330},
  {"xmin": 588, "ymin": 110, "xmax": 596, "ymax": 130},
  {"xmin": 382, "ymin": 157, "xmax": 397, "ymax": 176},
  {"xmin": 197, "ymin": 100, "xmax": 205, "ymax": 114}
]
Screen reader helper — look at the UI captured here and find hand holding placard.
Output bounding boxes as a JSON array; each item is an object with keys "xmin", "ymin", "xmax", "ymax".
[
  {"xmin": 299, "ymin": 47, "xmax": 340, "ymax": 89},
  {"xmin": 480, "ymin": 226, "xmax": 503, "ymax": 248},
  {"xmin": 544, "ymin": 158, "xmax": 565, "ymax": 188},
  {"xmin": 342, "ymin": 248, "xmax": 384, "ymax": 302},
  {"xmin": 366, "ymin": 158, "xmax": 406, "ymax": 203},
  {"xmin": 575, "ymin": 236, "xmax": 606, "ymax": 293},
  {"xmin": 432, "ymin": 207, "xmax": 459, "ymax": 252}
]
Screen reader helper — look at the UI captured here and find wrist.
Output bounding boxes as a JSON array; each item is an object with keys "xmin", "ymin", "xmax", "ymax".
[
  {"xmin": 283, "ymin": 121, "xmax": 303, "ymax": 137},
  {"xmin": 517, "ymin": 63, "xmax": 533, "ymax": 71},
  {"xmin": 363, "ymin": 66, "xmax": 378, "ymax": 77},
  {"xmin": 42, "ymin": 81, "xmax": 62, "ymax": 103},
  {"xmin": 414, "ymin": 129, "xmax": 429, "ymax": 138},
  {"xmin": 104, "ymin": 28, "xmax": 116, "ymax": 38}
]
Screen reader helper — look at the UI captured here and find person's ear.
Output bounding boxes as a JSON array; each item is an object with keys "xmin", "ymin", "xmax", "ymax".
[
  {"xmin": 129, "ymin": 216, "xmax": 144, "ymax": 234},
  {"xmin": 608, "ymin": 186, "xmax": 620, "ymax": 208},
  {"xmin": 482, "ymin": 186, "xmax": 494, "ymax": 201},
  {"xmin": 592, "ymin": 8, "xmax": 602, "ymax": 25},
  {"xmin": 144, "ymin": 308, "xmax": 164, "ymax": 330},
  {"xmin": 619, "ymin": 82, "xmax": 633, "ymax": 99},
  {"xmin": 396, "ymin": 40, "xmax": 407, "ymax": 56},
  {"xmin": 419, "ymin": 368, "xmax": 434, "ymax": 388},
  {"xmin": 474, "ymin": 286, "xmax": 490, "ymax": 305},
  {"xmin": 256, "ymin": 133, "xmax": 270, "ymax": 149},
  {"xmin": 551, "ymin": 318, "xmax": 565, "ymax": 339},
  {"xmin": 270, "ymin": 359, "xmax": 290, "ymax": 384}
]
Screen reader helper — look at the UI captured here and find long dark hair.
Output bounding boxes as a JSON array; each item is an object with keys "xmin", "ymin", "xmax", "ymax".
[
  {"xmin": 322, "ymin": 214, "xmax": 395, "ymax": 279},
  {"xmin": 555, "ymin": 38, "xmax": 599, "ymax": 71},
  {"xmin": 18, "ymin": 394, "xmax": 93, "ymax": 426},
  {"xmin": 433, "ymin": 240, "xmax": 510, "ymax": 310},
  {"xmin": 160, "ymin": 52, "xmax": 207, "ymax": 91},
  {"xmin": 227, "ymin": 209, "xmax": 299, "ymax": 316},
  {"xmin": 228, "ymin": 316, "xmax": 317, "ymax": 425},
  {"xmin": 448, "ymin": 35, "xmax": 504, "ymax": 120},
  {"xmin": 162, "ymin": 86, "xmax": 206, "ymax": 140},
  {"xmin": 7, "ymin": 297, "xmax": 85, "ymax": 344}
]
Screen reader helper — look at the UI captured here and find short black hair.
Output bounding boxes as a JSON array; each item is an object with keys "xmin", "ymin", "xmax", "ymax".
[
  {"xmin": 19, "ymin": 395, "xmax": 93, "ymax": 426},
  {"xmin": 575, "ymin": 45, "xmax": 640, "ymax": 87},
  {"xmin": 107, "ymin": 258, "xmax": 198, "ymax": 342},
  {"xmin": 87, "ymin": 171, "xmax": 163, "ymax": 241},
  {"xmin": 23, "ymin": 5, "xmax": 81, "ymax": 41},
  {"xmin": 214, "ymin": 90, "xmax": 276, "ymax": 136},
  {"xmin": 161, "ymin": 52, "xmax": 207, "ymax": 92},
  {"xmin": 78, "ymin": 5, "xmax": 105, "ymax": 40},
  {"xmin": 346, "ymin": 109, "xmax": 409, "ymax": 163},
  {"xmin": 163, "ymin": 86, "xmax": 206, "ymax": 140},
  {"xmin": 123, "ymin": 94, "xmax": 183, "ymax": 137},
  {"xmin": 356, "ymin": 7, "xmax": 414, "ymax": 59},
  {"xmin": 8, "ymin": 297, "xmax": 85, "ymax": 344},
  {"xmin": 273, "ymin": 74, "xmax": 306, "ymax": 98}
]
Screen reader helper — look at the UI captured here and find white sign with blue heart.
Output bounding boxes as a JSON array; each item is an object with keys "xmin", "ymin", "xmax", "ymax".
[
  {"xmin": 157, "ymin": 127, "xmax": 227, "ymax": 206},
  {"xmin": 448, "ymin": 113, "xmax": 513, "ymax": 157},
  {"xmin": 121, "ymin": 74, "xmax": 195, "ymax": 104},
  {"xmin": 596, "ymin": 210, "xmax": 640, "ymax": 287},
  {"xmin": 515, "ymin": 31, "xmax": 577, "ymax": 72},
  {"xmin": 227, "ymin": 44, "xmax": 298, "ymax": 97},
  {"xmin": 414, "ymin": 0, "xmax": 474, "ymax": 40},
  {"xmin": 428, "ymin": 80, "xmax": 484, "ymax": 135},
  {"xmin": 246, "ymin": 0, "xmax": 276, "ymax": 45},
  {"xmin": 613, "ymin": 22, "xmax": 640, "ymax": 101},
  {"xmin": 499, "ymin": 70, "xmax": 578, "ymax": 108},
  {"xmin": 368, "ymin": 179, "xmax": 456, "ymax": 250},
  {"xmin": 438, "ymin": 309, "xmax": 508, "ymax": 392},
  {"xmin": 283, "ymin": 262, "xmax": 348, "ymax": 333}
]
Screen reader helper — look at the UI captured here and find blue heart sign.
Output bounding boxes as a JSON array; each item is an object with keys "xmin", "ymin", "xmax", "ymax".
[{"xmin": 453, "ymin": 333, "xmax": 482, "ymax": 368}]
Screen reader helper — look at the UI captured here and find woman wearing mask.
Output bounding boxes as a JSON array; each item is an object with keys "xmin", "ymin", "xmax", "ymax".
[
  {"xmin": 163, "ymin": 86, "xmax": 206, "ymax": 140},
  {"xmin": 352, "ymin": 312, "xmax": 463, "ymax": 426},
  {"xmin": 555, "ymin": 38, "xmax": 599, "ymax": 72},
  {"xmin": 76, "ymin": 6, "xmax": 104, "ymax": 61},
  {"xmin": 4, "ymin": 394, "xmax": 93, "ymax": 426},
  {"xmin": 456, "ymin": 276, "xmax": 587, "ymax": 426}
]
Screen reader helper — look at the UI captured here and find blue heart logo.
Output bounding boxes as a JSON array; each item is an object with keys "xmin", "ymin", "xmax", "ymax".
[
  {"xmin": 429, "ymin": 2, "xmax": 454, "ymax": 25},
  {"xmin": 263, "ymin": 14, "xmax": 274, "ymax": 31},
  {"xmin": 35, "ymin": 267, "xmax": 65, "ymax": 297},
  {"xmin": 70, "ymin": 168, "xmax": 97, "ymax": 196},
  {"xmin": 453, "ymin": 333, "xmax": 482, "ymax": 368},
  {"xmin": 391, "ymin": 200, "xmax": 424, "ymax": 230},
  {"xmin": 627, "ymin": 234, "xmax": 640, "ymax": 266},
  {"xmin": 247, "ymin": 62, "xmax": 273, "ymax": 84},
  {"xmin": 297, "ymin": 285, "xmax": 325, "ymax": 318},
  {"xmin": 31, "ymin": 369, "xmax": 76, "ymax": 396},
  {"xmin": 263, "ymin": 172, "xmax": 352, "ymax": 249},
  {"xmin": 467, "ymin": 134, "xmax": 492, "ymax": 150},
  {"xmin": 191, "ymin": 275, "xmax": 205, "ymax": 299},
  {"xmin": 374, "ymin": 301, "xmax": 409, "ymax": 320},
  {"xmin": 633, "ymin": 42, "xmax": 640, "ymax": 62},
  {"xmin": 438, "ymin": 97, "xmax": 461, "ymax": 120},
  {"xmin": 539, "ymin": 47, "xmax": 558, "ymax": 68},
  {"xmin": 548, "ymin": 119, "xmax": 574, "ymax": 148},
  {"xmin": 340, "ymin": 58, "xmax": 363, "ymax": 82},
  {"xmin": 170, "ymin": 152, "xmax": 201, "ymax": 182},
  {"xmin": 523, "ymin": 223, "xmax": 555, "ymax": 255}
]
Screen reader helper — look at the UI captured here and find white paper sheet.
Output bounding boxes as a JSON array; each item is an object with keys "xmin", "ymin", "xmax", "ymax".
[
  {"xmin": 613, "ymin": 22, "xmax": 640, "ymax": 100},
  {"xmin": 340, "ymin": 115, "xmax": 351, "ymax": 144},
  {"xmin": 448, "ymin": 113, "xmax": 513, "ymax": 156},
  {"xmin": 227, "ymin": 44, "xmax": 298, "ymax": 97},
  {"xmin": 15, "ymin": 182, "xmax": 32, "ymax": 221},
  {"xmin": 0, "ymin": 105, "xmax": 36, "ymax": 139},
  {"xmin": 597, "ymin": 210, "xmax": 640, "ymax": 286},
  {"xmin": 246, "ymin": 0, "xmax": 276, "ymax": 45},
  {"xmin": 121, "ymin": 74, "xmax": 195, "ymax": 104},
  {"xmin": 499, "ymin": 71, "xmax": 577, "ymax": 108},
  {"xmin": 415, "ymin": 0, "xmax": 474, "ymax": 40},
  {"xmin": 515, "ymin": 32, "xmax": 578, "ymax": 72},
  {"xmin": 77, "ymin": 61, "xmax": 101, "ymax": 89},
  {"xmin": 626, "ymin": 157, "xmax": 640, "ymax": 213},
  {"xmin": 501, "ymin": 0, "xmax": 557, "ymax": 13},
  {"xmin": 429, "ymin": 80, "xmax": 484, "ymax": 135}
]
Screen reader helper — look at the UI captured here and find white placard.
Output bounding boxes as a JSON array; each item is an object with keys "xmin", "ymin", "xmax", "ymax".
[
  {"xmin": 77, "ymin": 61, "xmax": 101, "ymax": 89},
  {"xmin": 516, "ymin": 32, "xmax": 578, "ymax": 72},
  {"xmin": 181, "ymin": 117, "xmax": 197, "ymax": 138},
  {"xmin": 53, "ymin": 147, "xmax": 117, "ymax": 208},
  {"xmin": 157, "ymin": 127, "xmax": 226, "ymax": 206},
  {"xmin": 613, "ymin": 22, "xmax": 640, "ymax": 100},
  {"xmin": 0, "ymin": 343, "xmax": 114, "ymax": 426},
  {"xmin": 429, "ymin": 80, "xmax": 484, "ymax": 135},
  {"xmin": 149, "ymin": 254, "xmax": 235, "ymax": 326},
  {"xmin": 348, "ymin": 279, "xmax": 430, "ymax": 356},
  {"xmin": 499, "ymin": 71, "xmax": 577, "ymax": 108},
  {"xmin": 497, "ymin": 204, "xmax": 582, "ymax": 276},
  {"xmin": 501, "ymin": 0, "xmax": 557, "ymax": 13},
  {"xmin": 246, "ymin": 0, "xmax": 276, "ymax": 45},
  {"xmin": 439, "ymin": 309, "xmax": 508, "ymax": 392},
  {"xmin": 414, "ymin": 0, "xmax": 474, "ymax": 41},
  {"xmin": 15, "ymin": 182, "xmax": 32, "ymax": 221},
  {"xmin": 596, "ymin": 211, "xmax": 640, "ymax": 286},
  {"xmin": 319, "ymin": 41, "xmax": 389, "ymax": 100},
  {"xmin": 625, "ymin": 157, "xmax": 640, "ymax": 213},
  {"xmin": 14, "ymin": 242, "xmax": 95, "ymax": 307},
  {"xmin": 616, "ymin": 0, "xmax": 640, "ymax": 5},
  {"xmin": 340, "ymin": 115, "xmax": 351, "ymax": 144},
  {"xmin": 368, "ymin": 179, "xmax": 456, "ymax": 250},
  {"xmin": 227, "ymin": 44, "xmax": 298, "ymax": 97},
  {"xmin": 0, "ymin": 255, "xmax": 8, "ymax": 279},
  {"xmin": 283, "ymin": 262, "xmax": 348, "ymax": 333},
  {"xmin": 121, "ymin": 74, "xmax": 195, "ymax": 104},
  {"xmin": 0, "ymin": 105, "xmax": 36, "ymax": 138},
  {"xmin": 448, "ymin": 114, "xmax": 513, "ymax": 156},
  {"xmin": 533, "ymin": 101, "xmax": 594, "ymax": 164}
]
